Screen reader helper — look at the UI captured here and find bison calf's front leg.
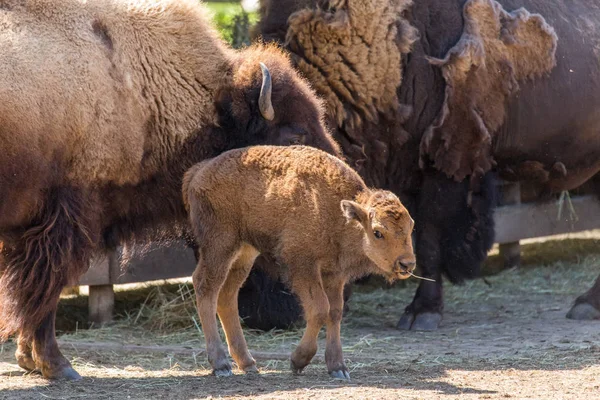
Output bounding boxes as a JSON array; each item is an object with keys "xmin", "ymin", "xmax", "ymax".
[
  {"xmin": 289, "ymin": 271, "xmax": 329, "ymax": 374},
  {"xmin": 323, "ymin": 274, "xmax": 349, "ymax": 380}
]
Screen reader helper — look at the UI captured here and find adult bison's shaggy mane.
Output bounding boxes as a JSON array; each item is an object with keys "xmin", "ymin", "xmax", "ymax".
[
  {"xmin": 281, "ymin": 0, "xmax": 418, "ymax": 186},
  {"xmin": 420, "ymin": 0, "xmax": 558, "ymax": 186}
]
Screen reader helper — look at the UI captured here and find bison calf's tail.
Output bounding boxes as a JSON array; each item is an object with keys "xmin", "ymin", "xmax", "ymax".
[{"xmin": 0, "ymin": 187, "xmax": 98, "ymax": 340}]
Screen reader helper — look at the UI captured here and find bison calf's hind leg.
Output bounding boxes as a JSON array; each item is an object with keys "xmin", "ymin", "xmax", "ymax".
[
  {"xmin": 193, "ymin": 237, "xmax": 241, "ymax": 377},
  {"xmin": 217, "ymin": 245, "xmax": 260, "ymax": 373},
  {"xmin": 289, "ymin": 267, "xmax": 329, "ymax": 374},
  {"xmin": 323, "ymin": 274, "xmax": 349, "ymax": 380}
]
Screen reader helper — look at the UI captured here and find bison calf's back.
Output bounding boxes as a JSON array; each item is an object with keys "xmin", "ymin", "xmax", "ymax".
[{"xmin": 184, "ymin": 145, "xmax": 416, "ymax": 378}]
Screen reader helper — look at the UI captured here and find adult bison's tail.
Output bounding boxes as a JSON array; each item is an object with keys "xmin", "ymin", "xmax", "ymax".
[{"xmin": 0, "ymin": 187, "xmax": 99, "ymax": 340}]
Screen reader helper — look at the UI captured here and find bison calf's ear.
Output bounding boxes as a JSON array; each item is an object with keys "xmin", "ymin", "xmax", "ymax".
[{"xmin": 341, "ymin": 200, "xmax": 368, "ymax": 225}]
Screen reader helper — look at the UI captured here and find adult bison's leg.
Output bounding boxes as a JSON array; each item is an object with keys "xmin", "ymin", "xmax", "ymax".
[
  {"xmin": 15, "ymin": 333, "xmax": 35, "ymax": 372},
  {"xmin": 216, "ymin": 245, "xmax": 260, "ymax": 373},
  {"xmin": 397, "ymin": 170, "xmax": 495, "ymax": 331},
  {"xmin": 0, "ymin": 186, "xmax": 99, "ymax": 379},
  {"xmin": 32, "ymin": 307, "xmax": 81, "ymax": 379},
  {"xmin": 237, "ymin": 256, "xmax": 304, "ymax": 331},
  {"xmin": 567, "ymin": 274, "xmax": 600, "ymax": 320}
]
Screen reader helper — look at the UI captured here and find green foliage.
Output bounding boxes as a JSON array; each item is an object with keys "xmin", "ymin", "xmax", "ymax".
[{"xmin": 205, "ymin": 1, "xmax": 259, "ymax": 48}]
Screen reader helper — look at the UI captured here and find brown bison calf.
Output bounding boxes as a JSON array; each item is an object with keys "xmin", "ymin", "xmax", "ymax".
[{"xmin": 183, "ymin": 145, "xmax": 416, "ymax": 379}]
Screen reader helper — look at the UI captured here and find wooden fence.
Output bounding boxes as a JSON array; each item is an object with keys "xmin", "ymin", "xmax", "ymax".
[{"xmin": 78, "ymin": 184, "xmax": 600, "ymax": 324}]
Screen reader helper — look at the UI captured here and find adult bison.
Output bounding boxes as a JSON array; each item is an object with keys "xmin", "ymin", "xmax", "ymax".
[
  {"xmin": 0, "ymin": 0, "xmax": 338, "ymax": 380},
  {"xmin": 241, "ymin": 0, "xmax": 600, "ymax": 331}
]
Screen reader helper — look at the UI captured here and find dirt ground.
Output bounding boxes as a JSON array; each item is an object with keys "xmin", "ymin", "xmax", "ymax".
[{"xmin": 1, "ymin": 238, "xmax": 600, "ymax": 399}]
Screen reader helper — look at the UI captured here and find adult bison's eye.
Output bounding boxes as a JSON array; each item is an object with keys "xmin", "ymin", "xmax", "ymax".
[
  {"xmin": 374, "ymin": 230, "xmax": 384, "ymax": 239},
  {"xmin": 289, "ymin": 136, "xmax": 303, "ymax": 145}
]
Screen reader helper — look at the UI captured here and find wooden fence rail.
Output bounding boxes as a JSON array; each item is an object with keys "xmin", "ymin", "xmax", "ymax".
[{"xmin": 77, "ymin": 193, "xmax": 600, "ymax": 324}]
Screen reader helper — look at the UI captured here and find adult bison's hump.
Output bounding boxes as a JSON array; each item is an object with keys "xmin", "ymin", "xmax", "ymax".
[
  {"xmin": 0, "ymin": 1, "xmax": 148, "ymax": 186},
  {"xmin": 0, "ymin": 0, "xmax": 225, "ymax": 187},
  {"xmin": 492, "ymin": 0, "xmax": 600, "ymax": 191}
]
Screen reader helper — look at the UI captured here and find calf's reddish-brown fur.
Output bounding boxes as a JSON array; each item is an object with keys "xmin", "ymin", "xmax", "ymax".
[{"xmin": 183, "ymin": 145, "xmax": 415, "ymax": 379}]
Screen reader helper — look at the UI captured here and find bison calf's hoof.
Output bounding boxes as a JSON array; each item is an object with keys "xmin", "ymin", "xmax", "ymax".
[
  {"xmin": 566, "ymin": 303, "xmax": 600, "ymax": 320},
  {"xmin": 397, "ymin": 311, "xmax": 442, "ymax": 331},
  {"xmin": 290, "ymin": 359, "xmax": 306, "ymax": 375},
  {"xmin": 329, "ymin": 369, "xmax": 351, "ymax": 380}
]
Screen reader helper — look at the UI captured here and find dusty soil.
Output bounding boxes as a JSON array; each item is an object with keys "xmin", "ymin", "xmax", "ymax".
[{"xmin": 1, "ymin": 239, "xmax": 599, "ymax": 399}]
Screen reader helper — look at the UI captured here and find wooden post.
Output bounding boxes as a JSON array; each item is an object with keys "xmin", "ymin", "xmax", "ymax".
[
  {"xmin": 88, "ymin": 285, "xmax": 115, "ymax": 325},
  {"xmin": 498, "ymin": 182, "xmax": 521, "ymax": 269},
  {"xmin": 88, "ymin": 251, "xmax": 118, "ymax": 325}
]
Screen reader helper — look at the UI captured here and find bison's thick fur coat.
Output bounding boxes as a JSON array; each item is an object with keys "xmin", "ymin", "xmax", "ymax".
[
  {"xmin": 183, "ymin": 145, "xmax": 416, "ymax": 379},
  {"xmin": 0, "ymin": 0, "xmax": 338, "ymax": 379},
  {"xmin": 248, "ymin": 0, "xmax": 600, "ymax": 332}
]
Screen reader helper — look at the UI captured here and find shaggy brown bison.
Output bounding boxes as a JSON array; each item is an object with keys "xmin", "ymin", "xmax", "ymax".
[
  {"xmin": 183, "ymin": 145, "xmax": 415, "ymax": 379},
  {"xmin": 0, "ymin": 0, "xmax": 338, "ymax": 380},
  {"xmin": 241, "ymin": 0, "xmax": 600, "ymax": 331}
]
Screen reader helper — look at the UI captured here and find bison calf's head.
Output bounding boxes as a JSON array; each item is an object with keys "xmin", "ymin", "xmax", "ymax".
[
  {"xmin": 214, "ymin": 44, "xmax": 340, "ymax": 156},
  {"xmin": 341, "ymin": 191, "xmax": 416, "ymax": 281}
]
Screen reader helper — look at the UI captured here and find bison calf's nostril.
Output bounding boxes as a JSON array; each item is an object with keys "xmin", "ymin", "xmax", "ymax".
[{"xmin": 400, "ymin": 261, "xmax": 416, "ymax": 273}]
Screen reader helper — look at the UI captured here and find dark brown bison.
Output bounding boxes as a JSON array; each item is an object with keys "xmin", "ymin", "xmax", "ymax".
[
  {"xmin": 183, "ymin": 145, "xmax": 415, "ymax": 379},
  {"xmin": 0, "ymin": 0, "xmax": 338, "ymax": 380},
  {"xmin": 240, "ymin": 0, "xmax": 600, "ymax": 331}
]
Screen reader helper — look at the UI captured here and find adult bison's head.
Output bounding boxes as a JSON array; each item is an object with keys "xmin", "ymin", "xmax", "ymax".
[{"xmin": 214, "ymin": 44, "xmax": 341, "ymax": 157}]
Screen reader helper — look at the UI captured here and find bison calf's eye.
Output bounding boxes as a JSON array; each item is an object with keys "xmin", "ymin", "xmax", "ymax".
[{"xmin": 374, "ymin": 230, "xmax": 384, "ymax": 239}]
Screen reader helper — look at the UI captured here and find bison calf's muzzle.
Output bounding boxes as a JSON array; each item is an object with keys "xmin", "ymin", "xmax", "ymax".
[
  {"xmin": 184, "ymin": 145, "xmax": 415, "ymax": 379},
  {"xmin": 394, "ymin": 258, "xmax": 416, "ymax": 278}
]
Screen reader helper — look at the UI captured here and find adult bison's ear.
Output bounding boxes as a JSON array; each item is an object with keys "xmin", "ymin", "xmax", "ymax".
[
  {"xmin": 341, "ymin": 200, "xmax": 368, "ymax": 226},
  {"xmin": 259, "ymin": 63, "xmax": 275, "ymax": 121}
]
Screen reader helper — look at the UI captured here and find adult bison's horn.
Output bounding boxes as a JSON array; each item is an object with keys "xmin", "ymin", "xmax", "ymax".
[{"xmin": 259, "ymin": 62, "xmax": 275, "ymax": 121}]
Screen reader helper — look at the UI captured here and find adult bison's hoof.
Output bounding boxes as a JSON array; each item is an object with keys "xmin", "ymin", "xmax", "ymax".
[
  {"xmin": 397, "ymin": 311, "xmax": 442, "ymax": 331},
  {"xmin": 212, "ymin": 367, "xmax": 233, "ymax": 377},
  {"xmin": 43, "ymin": 365, "xmax": 82, "ymax": 381},
  {"xmin": 15, "ymin": 353, "xmax": 36, "ymax": 372},
  {"xmin": 329, "ymin": 369, "xmax": 350, "ymax": 380},
  {"xmin": 566, "ymin": 303, "xmax": 600, "ymax": 320},
  {"xmin": 243, "ymin": 364, "xmax": 259, "ymax": 374}
]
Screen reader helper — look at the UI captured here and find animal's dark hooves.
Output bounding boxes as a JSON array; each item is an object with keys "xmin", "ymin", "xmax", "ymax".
[
  {"xmin": 213, "ymin": 367, "xmax": 233, "ymax": 377},
  {"xmin": 396, "ymin": 312, "xmax": 415, "ymax": 330},
  {"xmin": 329, "ymin": 369, "xmax": 350, "ymax": 380},
  {"xmin": 44, "ymin": 366, "xmax": 82, "ymax": 381},
  {"xmin": 397, "ymin": 312, "xmax": 442, "ymax": 331},
  {"xmin": 566, "ymin": 303, "xmax": 600, "ymax": 320},
  {"xmin": 243, "ymin": 365, "xmax": 260, "ymax": 374}
]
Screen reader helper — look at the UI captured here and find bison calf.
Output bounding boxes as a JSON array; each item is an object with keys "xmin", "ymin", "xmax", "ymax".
[{"xmin": 183, "ymin": 145, "xmax": 416, "ymax": 379}]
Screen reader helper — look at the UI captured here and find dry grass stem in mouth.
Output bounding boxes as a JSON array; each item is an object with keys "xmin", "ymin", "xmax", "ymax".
[{"xmin": 408, "ymin": 271, "xmax": 436, "ymax": 282}]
